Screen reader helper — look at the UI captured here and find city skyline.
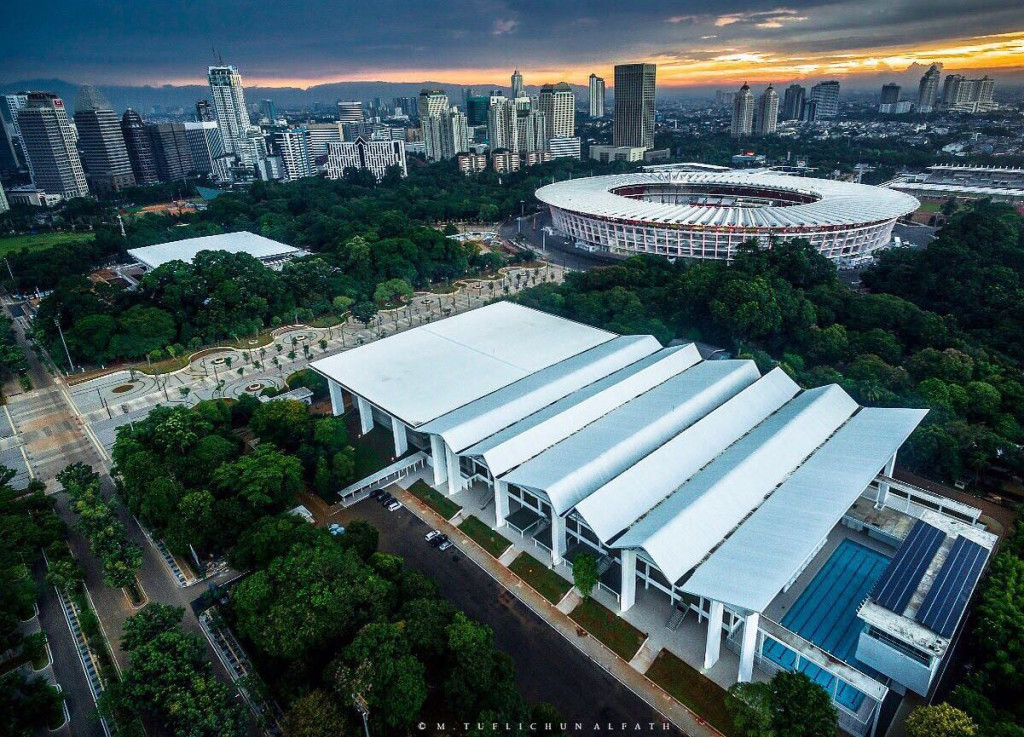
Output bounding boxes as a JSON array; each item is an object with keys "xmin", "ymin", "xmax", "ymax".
[{"xmin": 2, "ymin": 1, "xmax": 1022, "ymax": 89}]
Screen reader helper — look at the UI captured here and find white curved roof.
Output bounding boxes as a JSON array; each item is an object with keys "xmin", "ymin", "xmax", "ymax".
[{"xmin": 535, "ymin": 172, "xmax": 919, "ymax": 229}]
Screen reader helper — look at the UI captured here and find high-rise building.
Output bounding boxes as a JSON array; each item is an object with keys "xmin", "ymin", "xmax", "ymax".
[
  {"xmin": 305, "ymin": 122, "xmax": 346, "ymax": 158},
  {"xmin": 336, "ymin": 101, "xmax": 362, "ymax": 124},
  {"xmin": 147, "ymin": 122, "xmax": 194, "ymax": 181},
  {"xmin": 730, "ymin": 83, "xmax": 754, "ymax": 137},
  {"xmin": 0, "ymin": 94, "xmax": 28, "ymax": 172},
  {"xmin": 393, "ymin": 96, "xmax": 416, "ymax": 118},
  {"xmin": 183, "ymin": 121, "xmax": 225, "ymax": 175},
  {"xmin": 809, "ymin": 81, "xmax": 840, "ymax": 118},
  {"xmin": 516, "ymin": 107, "xmax": 548, "ymax": 153},
  {"xmin": 208, "ymin": 65, "xmax": 253, "ymax": 158},
  {"xmin": 487, "ymin": 95, "xmax": 517, "ymax": 152},
  {"xmin": 195, "ymin": 99, "xmax": 214, "ymax": 122},
  {"xmin": 941, "ymin": 75, "xmax": 997, "ymax": 113},
  {"xmin": 755, "ymin": 85, "xmax": 779, "ymax": 135},
  {"xmin": 417, "ymin": 89, "xmax": 449, "ymax": 120},
  {"xmin": 511, "ymin": 68, "xmax": 525, "ymax": 99},
  {"xmin": 72, "ymin": 85, "xmax": 135, "ymax": 193},
  {"xmin": 538, "ymin": 82, "xmax": 574, "ymax": 142},
  {"xmin": 272, "ymin": 128, "xmax": 314, "ymax": 181},
  {"xmin": 120, "ymin": 109, "xmax": 159, "ymax": 185},
  {"xmin": 260, "ymin": 99, "xmax": 278, "ymax": 122},
  {"xmin": 16, "ymin": 92, "xmax": 89, "ymax": 199},
  {"xmin": 326, "ymin": 137, "xmax": 407, "ymax": 180},
  {"xmin": 800, "ymin": 99, "xmax": 818, "ymax": 122},
  {"xmin": 465, "ymin": 95, "xmax": 490, "ymax": 127},
  {"xmin": 714, "ymin": 90, "xmax": 735, "ymax": 110},
  {"xmin": 422, "ymin": 108, "xmax": 468, "ymax": 162},
  {"xmin": 589, "ymin": 74, "xmax": 606, "ymax": 118},
  {"xmin": 879, "ymin": 83, "xmax": 901, "ymax": 113},
  {"xmin": 974, "ymin": 76, "xmax": 996, "ymax": 110},
  {"xmin": 613, "ymin": 63, "xmax": 656, "ymax": 149},
  {"xmin": 780, "ymin": 85, "xmax": 805, "ymax": 121},
  {"xmin": 917, "ymin": 64, "xmax": 941, "ymax": 113}
]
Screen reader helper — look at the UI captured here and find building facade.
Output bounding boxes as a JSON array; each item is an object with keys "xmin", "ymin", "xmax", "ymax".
[
  {"xmin": 780, "ymin": 85, "xmax": 805, "ymax": 121},
  {"xmin": 755, "ymin": 85, "xmax": 779, "ymax": 136},
  {"xmin": 423, "ymin": 108, "xmax": 468, "ymax": 162},
  {"xmin": 147, "ymin": 122, "xmax": 194, "ymax": 182},
  {"xmin": 613, "ymin": 63, "xmax": 656, "ymax": 150},
  {"xmin": 879, "ymin": 83, "xmax": 901, "ymax": 113},
  {"xmin": 457, "ymin": 153, "xmax": 487, "ymax": 175},
  {"xmin": 120, "ymin": 108, "xmax": 159, "ymax": 185},
  {"xmin": 731, "ymin": 84, "xmax": 754, "ymax": 138},
  {"xmin": 273, "ymin": 128, "xmax": 315, "ymax": 181},
  {"xmin": 16, "ymin": 92, "xmax": 89, "ymax": 199},
  {"xmin": 538, "ymin": 83, "xmax": 575, "ymax": 141},
  {"xmin": 589, "ymin": 74, "xmax": 606, "ymax": 118},
  {"xmin": 327, "ymin": 137, "xmax": 407, "ymax": 180},
  {"xmin": 810, "ymin": 81, "xmax": 841, "ymax": 118},
  {"xmin": 183, "ymin": 121, "xmax": 225, "ymax": 175},
  {"xmin": 516, "ymin": 107, "xmax": 548, "ymax": 154},
  {"xmin": 337, "ymin": 101, "xmax": 362, "ymax": 123},
  {"xmin": 487, "ymin": 95, "xmax": 517, "ymax": 152},
  {"xmin": 72, "ymin": 85, "xmax": 135, "ymax": 193},
  {"xmin": 208, "ymin": 65, "xmax": 253, "ymax": 158},
  {"xmin": 917, "ymin": 65, "xmax": 941, "ymax": 113},
  {"xmin": 549, "ymin": 136, "xmax": 581, "ymax": 159},
  {"xmin": 589, "ymin": 145, "xmax": 645, "ymax": 163}
]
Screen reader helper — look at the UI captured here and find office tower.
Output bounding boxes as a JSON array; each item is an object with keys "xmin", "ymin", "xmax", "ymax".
[
  {"xmin": 917, "ymin": 64, "xmax": 941, "ymax": 113},
  {"xmin": 780, "ymin": 85, "xmax": 805, "ymax": 121},
  {"xmin": 272, "ymin": 128, "xmax": 314, "ymax": 181},
  {"xmin": 120, "ymin": 109, "xmax": 158, "ymax": 185},
  {"xmin": 516, "ymin": 107, "xmax": 547, "ymax": 153},
  {"xmin": 336, "ymin": 101, "xmax": 362, "ymax": 124},
  {"xmin": 260, "ymin": 99, "xmax": 278, "ymax": 122},
  {"xmin": 72, "ymin": 85, "xmax": 135, "ymax": 193},
  {"xmin": 809, "ymin": 81, "xmax": 840, "ymax": 118},
  {"xmin": 538, "ymin": 82, "xmax": 575, "ymax": 141},
  {"xmin": 465, "ymin": 95, "xmax": 490, "ymax": 126},
  {"xmin": 613, "ymin": 63, "xmax": 656, "ymax": 149},
  {"xmin": 147, "ymin": 122, "xmax": 194, "ymax": 181},
  {"xmin": 422, "ymin": 108, "xmax": 468, "ymax": 162},
  {"xmin": 208, "ymin": 65, "xmax": 253, "ymax": 157},
  {"xmin": 755, "ymin": 85, "xmax": 779, "ymax": 135},
  {"xmin": 730, "ymin": 83, "xmax": 754, "ymax": 137},
  {"xmin": 879, "ymin": 83, "xmax": 901, "ymax": 113},
  {"xmin": 800, "ymin": 99, "xmax": 818, "ymax": 122},
  {"xmin": 0, "ymin": 94, "xmax": 28, "ymax": 172},
  {"xmin": 326, "ymin": 137, "xmax": 407, "ymax": 180},
  {"xmin": 511, "ymin": 68, "xmax": 525, "ymax": 99},
  {"xmin": 394, "ymin": 96, "xmax": 415, "ymax": 118},
  {"xmin": 183, "ymin": 121, "xmax": 225, "ymax": 175},
  {"xmin": 16, "ymin": 92, "xmax": 89, "ymax": 199},
  {"xmin": 487, "ymin": 95, "xmax": 517, "ymax": 152},
  {"xmin": 305, "ymin": 122, "xmax": 345, "ymax": 157},
  {"xmin": 417, "ymin": 89, "xmax": 449, "ymax": 120},
  {"xmin": 195, "ymin": 99, "xmax": 214, "ymax": 122},
  {"xmin": 589, "ymin": 74, "xmax": 606, "ymax": 118}
]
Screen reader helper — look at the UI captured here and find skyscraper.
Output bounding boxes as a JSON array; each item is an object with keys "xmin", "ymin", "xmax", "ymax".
[
  {"xmin": 538, "ymin": 82, "xmax": 574, "ymax": 141},
  {"xmin": 730, "ymin": 83, "xmax": 754, "ymax": 137},
  {"xmin": 613, "ymin": 63, "xmax": 656, "ymax": 149},
  {"xmin": 879, "ymin": 83, "xmax": 901, "ymax": 113},
  {"xmin": 337, "ymin": 101, "xmax": 362, "ymax": 123},
  {"xmin": 0, "ymin": 94, "xmax": 28, "ymax": 172},
  {"xmin": 120, "ymin": 109, "xmax": 159, "ymax": 185},
  {"xmin": 272, "ymin": 128, "xmax": 314, "ymax": 181},
  {"xmin": 780, "ymin": 85, "xmax": 805, "ymax": 121},
  {"xmin": 511, "ymin": 68, "xmax": 525, "ymax": 99},
  {"xmin": 941, "ymin": 75, "xmax": 966, "ymax": 109},
  {"xmin": 147, "ymin": 122, "xmax": 194, "ymax": 181},
  {"xmin": 183, "ymin": 121, "xmax": 225, "ymax": 175},
  {"xmin": 195, "ymin": 99, "xmax": 214, "ymax": 122},
  {"xmin": 465, "ymin": 95, "xmax": 490, "ymax": 127},
  {"xmin": 809, "ymin": 81, "xmax": 840, "ymax": 118},
  {"xmin": 422, "ymin": 108, "xmax": 468, "ymax": 162},
  {"xmin": 487, "ymin": 95, "xmax": 517, "ymax": 152},
  {"xmin": 208, "ymin": 65, "xmax": 253, "ymax": 158},
  {"xmin": 917, "ymin": 64, "xmax": 941, "ymax": 113},
  {"xmin": 755, "ymin": 85, "xmax": 779, "ymax": 135},
  {"xmin": 589, "ymin": 74, "xmax": 606, "ymax": 118},
  {"xmin": 260, "ymin": 99, "xmax": 278, "ymax": 122},
  {"xmin": 16, "ymin": 92, "xmax": 89, "ymax": 199},
  {"xmin": 417, "ymin": 89, "xmax": 449, "ymax": 120},
  {"xmin": 72, "ymin": 85, "xmax": 135, "ymax": 193},
  {"xmin": 516, "ymin": 107, "xmax": 547, "ymax": 153}
]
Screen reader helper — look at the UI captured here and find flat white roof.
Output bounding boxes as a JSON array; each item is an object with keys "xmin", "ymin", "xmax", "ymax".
[
  {"xmin": 127, "ymin": 231, "xmax": 302, "ymax": 270},
  {"xmin": 310, "ymin": 302, "xmax": 615, "ymax": 427}
]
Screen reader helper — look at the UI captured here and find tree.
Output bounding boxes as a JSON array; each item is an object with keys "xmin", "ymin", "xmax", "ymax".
[
  {"xmin": 728, "ymin": 681, "xmax": 774, "ymax": 737},
  {"xmin": 905, "ymin": 704, "xmax": 977, "ymax": 737},
  {"xmin": 212, "ymin": 444, "xmax": 303, "ymax": 512},
  {"xmin": 283, "ymin": 689, "xmax": 349, "ymax": 737},
  {"xmin": 373, "ymin": 278, "xmax": 414, "ymax": 306},
  {"xmin": 338, "ymin": 520, "xmax": 378, "ymax": 561},
  {"xmin": 249, "ymin": 400, "xmax": 312, "ymax": 451},
  {"xmin": 121, "ymin": 603, "xmax": 184, "ymax": 651},
  {"xmin": 572, "ymin": 553, "xmax": 599, "ymax": 599},
  {"xmin": 729, "ymin": 672, "xmax": 836, "ymax": 737}
]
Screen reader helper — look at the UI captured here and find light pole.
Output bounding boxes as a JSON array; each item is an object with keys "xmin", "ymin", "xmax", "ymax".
[
  {"xmin": 53, "ymin": 318, "xmax": 74, "ymax": 373},
  {"xmin": 353, "ymin": 694, "xmax": 370, "ymax": 737}
]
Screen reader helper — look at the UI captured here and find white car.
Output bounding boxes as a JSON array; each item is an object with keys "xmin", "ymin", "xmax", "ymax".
[
  {"xmin": 386, "ymin": 500, "xmax": 402, "ymax": 512},
  {"xmin": 425, "ymin": 530, "xmax": 441, "ymax": 542},
  {"xmin": 438, "ymin": 537, "xmax": 454, "ymax": 551},
  {"xmin": 329, "ymin": 523, "xmax": 345, "ymax": 536}
]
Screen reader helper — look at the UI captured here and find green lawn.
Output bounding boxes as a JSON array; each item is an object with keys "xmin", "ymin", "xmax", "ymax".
[
  {"xmin": 0, "ymin": 232, "xmax": 95, "ymax": 258},
  {"xmin": 570, "ymin": 598, "xmax": 647, "ymax": 661},
  {"xmin": 458, "ymin": 516, "xmax": 511, "ymax": 558},
  {"xmin": 646, "ymin": 650, "xmax": 737, "ymax": 735},
  {"xmin": 407, "ymin": 479, "xmax": 462, "ymax": 520},
  {"xmin": 509, "ymin": 553, "xmax": 572, "ymax": 604}
]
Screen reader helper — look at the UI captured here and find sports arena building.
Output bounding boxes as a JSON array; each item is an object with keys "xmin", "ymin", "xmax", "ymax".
[
  {"xmin": 535, "ymin": 172, "xmax": 919, "ymax": 262},
  {"xmin": 312, "ymin": 303, "xmax": 996, "ymax": 736}
]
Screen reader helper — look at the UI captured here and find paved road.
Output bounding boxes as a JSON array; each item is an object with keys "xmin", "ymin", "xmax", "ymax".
[
  {"xmin": 332, "ymin": 498, "xmax": 680, "ymax": 732},
  {"xmin": 501, "ymin": 213, "xmax": 619, "ymax": 272}
]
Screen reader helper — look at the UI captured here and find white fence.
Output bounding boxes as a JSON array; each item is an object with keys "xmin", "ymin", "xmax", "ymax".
[{"xmin": 338, "ymin": 451, "xmax": 428, "ymax": 505}]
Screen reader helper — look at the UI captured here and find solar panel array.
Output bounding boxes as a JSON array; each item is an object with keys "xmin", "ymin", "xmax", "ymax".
[
  {"xmin": 871, "ymin": 520, "xmax": 945, "ymax": 614},
  {"xmin": 916, "ymin": 536, "xmax": 988, "ymax": 638}
]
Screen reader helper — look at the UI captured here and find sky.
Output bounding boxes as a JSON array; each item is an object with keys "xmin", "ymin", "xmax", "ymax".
[{"xmin": 2, "ymin": 0, "xmax": 1023, "ymax": 89}]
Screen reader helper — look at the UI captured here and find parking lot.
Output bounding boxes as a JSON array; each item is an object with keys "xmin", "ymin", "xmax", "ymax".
[{"xmin": 333, "ymin": 496, "xmax": 681, "ymax": 732}]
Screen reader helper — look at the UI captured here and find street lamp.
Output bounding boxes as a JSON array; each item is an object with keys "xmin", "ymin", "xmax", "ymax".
[{"xmin": 353, "ymin": 694, "xmax": 371, "ymax": 737}]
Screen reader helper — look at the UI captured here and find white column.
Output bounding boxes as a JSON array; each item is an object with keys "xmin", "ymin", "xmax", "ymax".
[
  {"xmin": 328, "ymin": 380, "xmax": 344, "ymax": 416},
  {"xmin": 494, "ymin": 480, "xmax": 509, "ymax": 527},
  {"xmin": 875, "ymin": 452, "xmax": 897, "ymax": 509},
  {"xmin": 430, "ymin": 435, "xmax": 448, "ymax": 486},
  {"xmin": 551, "ymin": 512, "xmax": 567, "ymax": 567},
  {"xmin": 619, "ymin": 549, "xmax": 637, "ymax": 612},
  {"xmin": 704, "ymin": 600, "xmax": 724, "ymax": 670},
  {"xmin": 445, "ymin": 445, "xmax": 463, "ymax": 496},
  {"xmin": 738, "ymin": 611, "xmax": 760, "ymax": 683},
  {"xmin": 356, "ymin": 395, "xmax": 373, "ymax": 435},
  {"xmin": 391, "ymin": 415, "xmax": 408, "ymax": 458}
]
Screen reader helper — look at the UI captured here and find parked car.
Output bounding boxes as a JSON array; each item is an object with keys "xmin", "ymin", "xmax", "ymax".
[
  {"xmin": 429, "ymin": 533, "xmax": 446, "ymax": 548},
  {"xmin": 329, "ymin": 523, "xmax": 345, "ymax": 536},
  {"xmin": 438, "ymin": 536, "xmax": 454, "ymax": 551},
  {"xmin": 379, "ymin": 493, "xmax": 395, "ymax": 506},
  {"xmin": 425, "ymin": 530, "xmax": 441, "ymax": 542},
  {"xmin": 386, "ymin": 500, "xmax": 402, "ymax": 512},
  {"xmin": 370, "ymin": 489, "xmax": 385, "ymax": 500}
]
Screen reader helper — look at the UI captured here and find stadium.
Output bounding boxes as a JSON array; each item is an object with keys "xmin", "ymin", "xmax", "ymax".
[{"xmin": 535, "ymin": 171, "xmax": 920, "ymax": 262}]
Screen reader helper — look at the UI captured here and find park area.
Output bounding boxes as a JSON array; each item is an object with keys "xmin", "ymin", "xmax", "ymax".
[{"xmin": 0, "ymin": 232, "xmax": 95, "ymax": 258}]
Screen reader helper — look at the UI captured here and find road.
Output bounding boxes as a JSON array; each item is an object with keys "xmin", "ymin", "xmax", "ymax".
[{"xmin": 500, "ymin": 213, "xmax": 619, "ymax": 273}]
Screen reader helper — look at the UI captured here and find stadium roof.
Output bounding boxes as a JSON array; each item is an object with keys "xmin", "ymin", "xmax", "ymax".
[
  {"xmin": 535, "ymin": 171, "xmax": 919, "ymax": 228},
  {"xmin": 310, "ymin": 302, "xmax": 615, "ymax": 427},
  {"xmin": 127, "ymin": 231, "xmax": 302, "ymax": 270}
]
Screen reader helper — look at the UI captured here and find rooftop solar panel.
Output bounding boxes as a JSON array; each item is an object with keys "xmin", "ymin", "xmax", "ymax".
[
  {"xmin": 871, "ymin": 520, "xmax": 945, "ymax": 614},
  {"xmin": 916, "ymin": 536, "xmax": 989, "ymax": 638}
]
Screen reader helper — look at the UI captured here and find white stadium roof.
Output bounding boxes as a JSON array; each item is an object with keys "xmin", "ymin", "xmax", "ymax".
[
  {"xmin": 127, "ymin": 231, "xmax": 302, "ymax": 270},
  {"xmin": 535, "ymin": 171, "xmax": 919, "ymax": 228}
]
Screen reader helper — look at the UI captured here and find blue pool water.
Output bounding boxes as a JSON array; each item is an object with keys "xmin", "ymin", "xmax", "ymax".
[{"xmin": 762, "ymin": 539, "xmax": 890, "ymax": 712}]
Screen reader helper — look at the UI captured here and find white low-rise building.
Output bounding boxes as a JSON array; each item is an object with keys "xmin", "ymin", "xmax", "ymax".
[
  {"xmin": 127, "ymin": 231, "xmax": 304, "ymax": 271},
  {"xmin": 326, "ymin": 137, "xmax": 407, "ymax": 180}
]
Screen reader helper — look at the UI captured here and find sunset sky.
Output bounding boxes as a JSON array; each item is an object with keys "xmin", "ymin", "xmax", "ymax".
[{"xmin": 2, "ymin": 0, "xmax": 1022, "ymax": 89}]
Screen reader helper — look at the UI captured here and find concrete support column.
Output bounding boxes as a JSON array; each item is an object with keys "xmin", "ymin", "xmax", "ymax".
[
  {"xmin": 430, "ymin": 435, "xmax": 448, "ymax": 486},
  {"xmin": 703, "ymin": 600, "xmax": 724, "ymax": 670},
  {"xmin": 391, "ymin": 415, "xmax": 408, "ymax": 458},
  {"xmin": 445, "ymin": 445, "xmax": 464, "ymax": 496},
  {"xmin": 875, "ymin": 452, "xmax": 897, "ymax": 509},
  {"xmin": 494, "ymin": 480, "xmax": 509, "ymax": 527},
  {"xmin": 356, "ymin": 395, "xmax": 373, "ymax": 435},
  {"xmin": 328, "ymin": 380, "xmax": 344, "ymax": 416},
  {"xmin": 619, "ymin": 549, "xmax": 637, "ymax": 612},
  {"xmin": 738, "ymin": 611, "xmax": 760, "ymax": 683},
  {"xmin": 551, "ymin": 512, "xmax": 567, "ymax": 567}
]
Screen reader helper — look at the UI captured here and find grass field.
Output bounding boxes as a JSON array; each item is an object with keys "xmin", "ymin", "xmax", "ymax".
[
  {"xmin": 407, "ymin": 479, "xmax": 462, "ymax": 520},
  {"xmin": 570, "ymin": 598, "xmax": 647, "ymax": 661},
  {"xmin": 458, "ymin": 516, "xmax": 511, "ymax": 558},
  {"xmin": 509, "ymin": 552, "xmax": 572, "ymax": 603},
  {"xmin": 0, "ymin": 232, "xmax": 95, "ymax": 258},
  {"xmin": 646, "ymin": 650, "xmax": 737, "ymax": 735}
]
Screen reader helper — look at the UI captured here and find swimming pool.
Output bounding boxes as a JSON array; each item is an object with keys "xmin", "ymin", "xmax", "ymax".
[{"xmin": 761, "ymin": 539, "xmax": 890, "ymax": 711}]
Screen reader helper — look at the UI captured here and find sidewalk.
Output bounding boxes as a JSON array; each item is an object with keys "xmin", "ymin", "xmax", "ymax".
[{"xmin": 387, "ymin": 483, "xmax": 724, "ymax": 737}]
